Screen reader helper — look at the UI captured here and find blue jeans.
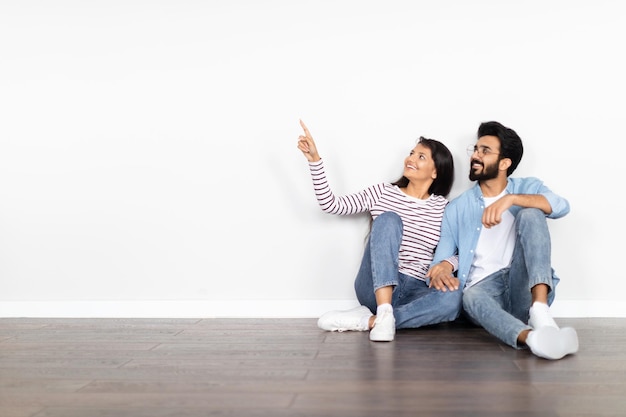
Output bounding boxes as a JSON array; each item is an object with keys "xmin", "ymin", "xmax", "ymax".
[
  {"xmin": 354, "ymin": 211, "xmax": 462, "ymax": 329},
  {"xmin": 462, "ymin": 208, "xmax": 560, "ymax": 348}
]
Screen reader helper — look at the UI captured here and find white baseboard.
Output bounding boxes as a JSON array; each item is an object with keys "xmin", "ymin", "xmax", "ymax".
[
  {"xmin": 0, "ymin": 299, "xmax": 624, "ymax": 318},
  {"xmin": 0, "ymin": 300, "xmax": 361, "ymax": 318},
  {"xmin": 548, "ymin": 299, "xmax": 626, "ymax": 318}
]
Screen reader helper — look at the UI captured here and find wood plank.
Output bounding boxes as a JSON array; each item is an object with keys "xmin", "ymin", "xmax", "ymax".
[{"xmin": 0, "ymin": 317, "xmax": 624, "ymax": 417}]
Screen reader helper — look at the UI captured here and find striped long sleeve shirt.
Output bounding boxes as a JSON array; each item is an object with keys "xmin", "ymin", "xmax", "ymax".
[{"xmin": 309, "ymin": 159, "xmax": 448, "ymax": 281}]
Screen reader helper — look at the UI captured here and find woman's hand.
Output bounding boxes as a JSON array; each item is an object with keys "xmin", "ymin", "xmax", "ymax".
[{"xmin": 297, "ymin": 119, "xmax": 321, "ymax": 162}]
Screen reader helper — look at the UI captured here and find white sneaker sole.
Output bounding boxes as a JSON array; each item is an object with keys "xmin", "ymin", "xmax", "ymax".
[
  {"xmin": 369, "ymin": 330, "xmax": 394, "ymax": 342},
  {"xmin": 317, "ymin": 306, "xmax": 372, "ymax": 332},
  {"xmin": 528, "ymin": 326, "xmax": 579, "ymax": 360}
]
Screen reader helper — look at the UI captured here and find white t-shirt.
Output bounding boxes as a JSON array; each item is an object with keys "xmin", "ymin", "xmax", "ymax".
[{"xmin": 466, "ymin": 189, "xmax": 516, "ymax": 288}]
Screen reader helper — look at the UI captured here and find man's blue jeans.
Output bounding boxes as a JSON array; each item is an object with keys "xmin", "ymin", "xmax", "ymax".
[
  {"xmin": 462, "ymin": 208, "xmax": 560, "ymax": 348},
  {"xmin": 354, "ymin": 211, "xmax": 462, "ymax": 329}
]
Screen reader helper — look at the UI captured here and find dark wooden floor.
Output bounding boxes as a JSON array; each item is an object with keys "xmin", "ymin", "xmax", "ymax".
[{"xmin": 0, "ymin": 317, "xmax": 625, "ymax": 417}]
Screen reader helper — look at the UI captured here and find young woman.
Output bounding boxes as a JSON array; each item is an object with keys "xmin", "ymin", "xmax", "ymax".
[{"xmin": 297, "ymin": 120, "xmax": 461, "ymax": 342}]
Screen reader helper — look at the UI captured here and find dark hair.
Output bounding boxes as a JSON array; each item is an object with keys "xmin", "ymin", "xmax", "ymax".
[
  {"xmin": 366, "ymin": 136, "xmax": 455, "ymax": 241},
  {"xmin": 477, "ymin": 121, "xmax": 523, "ymax": 176},
  {"xmin": 391, "ymin": 136, "xmax": 455, "ymax": 197}
]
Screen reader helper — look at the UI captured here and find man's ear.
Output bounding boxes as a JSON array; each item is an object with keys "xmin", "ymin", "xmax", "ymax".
[{"xmin": 499, "ymin": 158, "xmax": 512, "ymax": 172}]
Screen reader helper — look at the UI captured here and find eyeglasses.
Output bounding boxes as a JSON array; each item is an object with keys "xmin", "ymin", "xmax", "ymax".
[{"xmin": 466, "ymin": 145, "xmax": 500, "ymax": 157}]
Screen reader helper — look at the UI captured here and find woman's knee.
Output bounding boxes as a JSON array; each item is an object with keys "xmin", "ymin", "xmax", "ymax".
[
  {"xmin": 371, "ymin": 211, "xmax": 403, "ymax": 239},
  {"xmin": 373, "ymin": 211, "xmax": 402, "ymax": 228}
]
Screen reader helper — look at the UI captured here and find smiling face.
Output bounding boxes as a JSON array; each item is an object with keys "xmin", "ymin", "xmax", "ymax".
[
  {"xmin": 403, "ymin": 143, "xmax": 437, "ymax": 184},
  {"xmin": 468, "ymin": 135, "xmax": 501, "ymax": 182}
]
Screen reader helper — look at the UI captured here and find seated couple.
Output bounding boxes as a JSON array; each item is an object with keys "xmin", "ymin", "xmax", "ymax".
[{"xmin": 297, "ymin": 119, "xmax": 578, "ymax": 360}]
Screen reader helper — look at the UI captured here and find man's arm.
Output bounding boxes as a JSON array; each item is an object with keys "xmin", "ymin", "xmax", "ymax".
[
  {"xmin": 426, "ymin": 208, "xmax": 460, "ymax": 292},
  {"xmin": 482, "ymin": 194, "xmax": 552, "ymax": 228}
]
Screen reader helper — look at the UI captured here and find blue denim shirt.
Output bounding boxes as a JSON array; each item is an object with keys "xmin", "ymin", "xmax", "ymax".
[{"xmin": 430, "ymin": 177, "xmax": 570, "ymax": 288}]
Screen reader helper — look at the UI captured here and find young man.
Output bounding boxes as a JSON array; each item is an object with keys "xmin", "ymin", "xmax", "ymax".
[{"xmin": 426, "ymin": 121, "xmax": 578, "ymax": 360}]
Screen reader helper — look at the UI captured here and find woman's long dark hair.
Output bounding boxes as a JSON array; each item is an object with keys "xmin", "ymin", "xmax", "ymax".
[
  {"xmin": 391, "ymin": 136, "xmax": 455, "ymax": 197},
  {"xmin": 366, "ymin": 136, "xmax": 455, "ymax": 238}
]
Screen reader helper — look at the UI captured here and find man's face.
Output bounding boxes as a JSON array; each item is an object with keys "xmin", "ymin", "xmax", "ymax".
[{"xmin": 468, "ymin": 135, "xmax": 501, "ymax": 182}]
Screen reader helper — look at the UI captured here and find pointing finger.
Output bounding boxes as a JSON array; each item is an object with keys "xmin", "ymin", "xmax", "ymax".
[{"xmin": 299, "ymin": 119, "xmax": 312, "ymax": 139}]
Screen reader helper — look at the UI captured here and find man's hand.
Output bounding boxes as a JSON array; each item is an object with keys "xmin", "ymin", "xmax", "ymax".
[
  {"xmin": 481, "ymin": 194, "xmax": 513, "ymax": 228},
  {"xmin": 426, "ymin": 262, "xmax": 460, "ymax": 292}
]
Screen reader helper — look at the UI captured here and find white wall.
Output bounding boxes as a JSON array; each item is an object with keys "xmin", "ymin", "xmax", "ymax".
[{"xmin": 1, "ymin": 0, "xmax": 623, "ymax": 318}]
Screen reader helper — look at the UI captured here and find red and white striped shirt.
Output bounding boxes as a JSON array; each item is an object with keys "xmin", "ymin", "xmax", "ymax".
[{"xmin": 309, "ymin": 159, "xmax": 448, "ymax": 281}]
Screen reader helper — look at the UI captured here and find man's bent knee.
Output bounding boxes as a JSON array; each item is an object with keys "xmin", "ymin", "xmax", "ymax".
[{"xmin": 516, "ymin": 208, "xmax": 546, "ymax": 227}]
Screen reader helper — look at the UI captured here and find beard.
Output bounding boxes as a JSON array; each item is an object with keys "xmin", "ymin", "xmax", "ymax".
[{"xmin": 469, "ymin": 158, "xmax": 499, "ymax": 181}]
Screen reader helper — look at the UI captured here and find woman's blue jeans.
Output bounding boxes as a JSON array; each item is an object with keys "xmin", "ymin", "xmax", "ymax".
[
  {"xmin": 462, "ymin": 208, "xmax": 560, "ymax": 348},
  {"xmin": 354, "ymin": 211, "xmax": 462, "ymax": 329}
]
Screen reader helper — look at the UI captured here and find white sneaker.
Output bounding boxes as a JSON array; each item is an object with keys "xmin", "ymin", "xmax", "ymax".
[
  {"xmin": 369, "ymin": 310, "xmax": 395, "ymax": 342},
  {"xmin": 317, "ymin": 306, "xmax": 372, "ymax": 332},
  {"xmin": 526, "ymin": 326, "xmax": 579, "ymax": 360},
  {"xmin": 528, "ymin": 301, "xmax": 559, "ymax": 329}
]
